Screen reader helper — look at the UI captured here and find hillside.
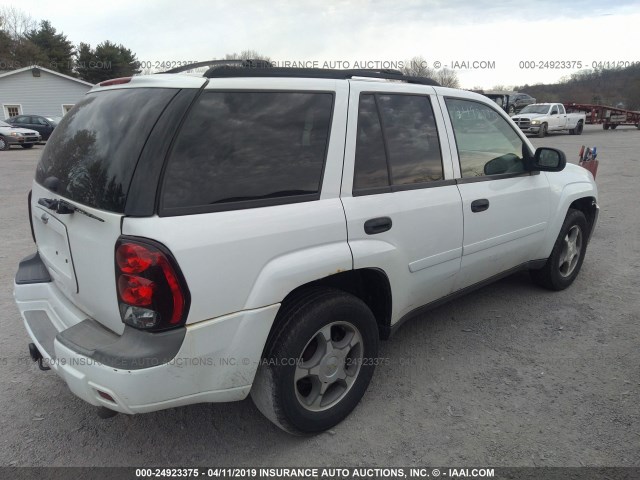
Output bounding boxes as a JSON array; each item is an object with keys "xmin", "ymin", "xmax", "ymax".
[{"xmin": 514, "ymin": 64, "xmax": 640, "ymax": 110}]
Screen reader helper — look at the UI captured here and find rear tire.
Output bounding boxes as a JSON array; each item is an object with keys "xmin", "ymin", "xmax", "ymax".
[
  {"xmin": 576, "ymin": 121, "xmax": 583, "ymax": 135},
  {"xmin": 530, "ymin": 209, "xmax": 588, "ymax": 291},
  {"xmin": 251, "ymin": 287, "xmax": 379, "ymax": 435}
]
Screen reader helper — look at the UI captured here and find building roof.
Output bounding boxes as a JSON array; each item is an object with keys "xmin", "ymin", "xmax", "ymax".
[{"xmin": 0, "ymin": 66, "xmax": 94, "ymax": 87}]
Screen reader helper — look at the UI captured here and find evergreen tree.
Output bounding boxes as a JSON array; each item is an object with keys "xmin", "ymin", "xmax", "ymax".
[
  {"xmin": 25, "ymin": 20, "xmax": 74, "ymax": 75},
  {"xmin": 75, "ymin": 40, "xmax": 140, "ymax": 83}
]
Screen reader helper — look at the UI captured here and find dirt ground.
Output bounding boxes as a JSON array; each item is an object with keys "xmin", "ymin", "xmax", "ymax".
[{"xmin": 0, "ymin": 124, "xmax": 638, "ymax": 467}]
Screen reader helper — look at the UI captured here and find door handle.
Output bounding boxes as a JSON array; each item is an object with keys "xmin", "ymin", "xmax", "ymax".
[
  {"xmin": 471, "ymin": 199, "xmax": 490, "ymax": 213},
  {"xmin": 364, "ymin": 217, "xmax": 392, "ymax": 235}
]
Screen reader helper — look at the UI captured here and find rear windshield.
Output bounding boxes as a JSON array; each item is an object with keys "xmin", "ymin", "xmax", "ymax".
[{"xmin": 35, "ymin": 88, "xmax": 178, "ymax": 213}]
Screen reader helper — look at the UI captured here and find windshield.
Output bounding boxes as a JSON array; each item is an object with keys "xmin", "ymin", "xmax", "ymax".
[
  {"xmin": 46, "ymin": 116, "xmax": 62, "ymax": 125},
  {"xmin": 0, "ymin": 120, "xmax": 10, "ymax": 127},
  {"xmin": 36, "ymin": 88, "xmax": 178, "ymax": 212},
  {"xmin": 519, "ymin": 105, "xmax": 549, "ymax": 114}
]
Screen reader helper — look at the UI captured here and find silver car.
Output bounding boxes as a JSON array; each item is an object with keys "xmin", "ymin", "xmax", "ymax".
[{"xmin": 0, "ymin": 120, "xmax": 42, "ymax": 150}]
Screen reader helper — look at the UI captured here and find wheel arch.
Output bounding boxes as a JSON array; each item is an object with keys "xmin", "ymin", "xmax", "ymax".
[
  {"xmin": 537, "ymin": 179, "xmax": 597, "ymax": 259},
  {"xmin": 569, "ymin": 196, "xmax": 598, "ymax": 239},
  {"xmin": 270, "ymin": 268, "xmax": 393, "ymax": 344}
]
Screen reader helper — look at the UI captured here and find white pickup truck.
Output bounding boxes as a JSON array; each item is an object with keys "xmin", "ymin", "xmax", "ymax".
[{"xmin": 512, "ymin": 103, "xmax": 586, "ymax": 137}]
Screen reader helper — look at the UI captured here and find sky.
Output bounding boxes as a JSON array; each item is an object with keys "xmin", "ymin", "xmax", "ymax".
[{"xmin": 2, "ymin": 0, "xmax": 639, "ymax": 88}]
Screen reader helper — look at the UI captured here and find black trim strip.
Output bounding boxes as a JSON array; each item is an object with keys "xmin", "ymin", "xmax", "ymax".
[
  {"xmin": 57, "ymin": 319, "xmax": 186, "ymax": 371},
  {"xmin": 455, "ymin": 171, "xmax": 538, "ymax": 184},
  {"xmin": 160, "ymin": 193, "xmax": 321, "ymax": 217},
  {"xmin": 388, "ymin": 259, "xmax": 547, "ymax": 337},
  {"xmin": 392, "ymin": 179, "xmax": 456, "ymax": 191},
  {"xmin": 352, "ymin": 179, "xmax": 458, "ymax": 197}
]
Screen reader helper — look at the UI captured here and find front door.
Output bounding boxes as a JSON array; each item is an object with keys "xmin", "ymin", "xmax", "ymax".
[{"xmin": 440, "ymin": 96, "xmax": 550, "ymax": 291}]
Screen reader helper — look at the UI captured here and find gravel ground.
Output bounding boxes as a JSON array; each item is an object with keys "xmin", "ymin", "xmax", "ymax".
[{"xmin": 0, "ymin": 124, "xmax": 638, "ymax": 467}]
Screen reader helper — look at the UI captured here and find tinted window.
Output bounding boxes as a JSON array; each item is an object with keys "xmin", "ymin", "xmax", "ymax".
[
  {"xmin": 16, "ymin": 116, "xmax": 29, "ymax": 123},
  {"xmin": 353, "ymin": 95, "xmax": 389, "ymax": 191},
  {"xmin": 377, "ymin": 94, "xmax": 443, "ymax": 184},
  {"xmin": 162, "ymin": 91, "xmax": 333, "ymax": 212},
  {"xmin": 353, "ymin": 93, "xmax": 443, "ymax": 193},
  {"xmin": 36, "ymin": 88, "xmax": 178, "ymax": 212},
  {"xmin": 445, "ymin": 98, "xmax": 528, "ymax": 178}
]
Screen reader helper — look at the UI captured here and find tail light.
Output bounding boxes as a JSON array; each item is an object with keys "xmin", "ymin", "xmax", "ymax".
[
  {"xmin": 99, "ymin": 77, "xmax": 132, "ymax": 87},
  {"xmin": 115, "ymin": 237, "xmax": 190, "ymax": 331}
]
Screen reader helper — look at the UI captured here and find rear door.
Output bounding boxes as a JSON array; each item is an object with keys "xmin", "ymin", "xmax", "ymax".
[
  {"xmin": 341, "ymin": 82, "xmax": 463, "ymax": 323},
  {"xmin": 31, "ymin": 85, "xmax": 186, "ymax": 334},
  {"xmin": 440, "ymin": 95, "xmax": 550, "ymax": 290}
]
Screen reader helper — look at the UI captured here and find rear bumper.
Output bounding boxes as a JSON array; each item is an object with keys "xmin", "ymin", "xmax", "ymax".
[{"xmin": 14, "ymin": 253, "xmax": 277, "ymax": 414}]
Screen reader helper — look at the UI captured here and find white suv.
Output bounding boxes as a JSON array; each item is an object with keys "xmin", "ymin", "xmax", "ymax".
[{"xmin": 14, "ymin": 64, "xmax": 598, "ymax": 434}]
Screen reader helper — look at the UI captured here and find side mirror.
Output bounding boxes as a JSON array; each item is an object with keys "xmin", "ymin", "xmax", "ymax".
[{"xmin": 532, "ymin": 147, "xmax": 566, "ymax": 172}]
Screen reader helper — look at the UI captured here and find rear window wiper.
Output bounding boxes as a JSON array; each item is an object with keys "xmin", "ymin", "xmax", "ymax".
[{"xmin": 38, "ymin": 198, "xmax": 104, "ymax": 222}]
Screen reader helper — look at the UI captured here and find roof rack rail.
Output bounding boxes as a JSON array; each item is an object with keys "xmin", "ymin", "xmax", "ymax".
[
  {"xmin": 162, "ymin": 58, "xmax": 439, "ymax": 86},
  {"xmin": 202, "ymin": 65, "xmax": 440, "ymax": 86},
  {"xmin": 162, "ymin": 59, "xmax": 272, "ymax": 74}
]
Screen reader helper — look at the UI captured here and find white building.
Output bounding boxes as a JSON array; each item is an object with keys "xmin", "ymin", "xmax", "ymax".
[{"xmin": 0, "ymin": 66, "xmax": 93, "ymax": 119}]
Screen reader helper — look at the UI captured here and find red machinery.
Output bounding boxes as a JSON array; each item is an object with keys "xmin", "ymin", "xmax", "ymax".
[{"xmin": 564, "ymin": 103, "xmax": 640, "ymax": 129}]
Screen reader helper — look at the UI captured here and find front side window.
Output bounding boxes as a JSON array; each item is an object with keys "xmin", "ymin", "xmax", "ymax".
[
  {"xmin": 445, "ymin": 98, "xmax": 529, "ymax": 178},
  {"xmin": 353, "ymin": 93, "xmax": 443, "ymax": 194},
  {"xmin": 161, "ymin": 91, "xmax": 333, "ymax": 212}
]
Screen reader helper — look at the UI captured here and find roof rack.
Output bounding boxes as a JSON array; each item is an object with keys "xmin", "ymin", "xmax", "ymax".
[
  {"xmin": 163, "ymin": 59, "xmax": 261, "ymax": 74},
  {"xmin": 162, "ymin": 59, "xmax": 439, "ymax": 86},
  {"xmin": 204, "ymin": 65, "xmax": 439, "ymax": 86}
]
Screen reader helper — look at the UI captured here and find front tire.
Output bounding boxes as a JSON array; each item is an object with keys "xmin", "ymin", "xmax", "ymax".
[
  {"xmin": 251, "ymin": 287, "xmax": 379, "ymax": 435},
  {"xmin": 537, "ymin": 123, "xmax": 547, "ymax": 138},
  {"xmin": 21, "ymin": 144, "xmax": 34, "ymax": 149},
  {"xmin": 0, "ymin": 136, "xmax": 9, "ymax": 150},
  {"xmin": 530, "ymin": 209, "xmax": 588, "ymax": 290}
]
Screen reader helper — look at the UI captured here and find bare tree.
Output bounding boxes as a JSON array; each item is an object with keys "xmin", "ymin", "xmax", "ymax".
[
  {"xmin": 0, "ymin": 7, "xmax": 44, "ymax": 67},
  {"xmin": 136, "ymin": 66, "xmax": 156, "ymax": 76},
  {"xmin": 0, "ymin": 6, "xmax": 37, "ymax": 40},
  {"xmin": 401, "ymin": 56, "xmax": 436, "ymax": 78},
  {"xmin": 224, "ymin": 49, "xmax": 271, "ymax": 63},
  {"xmin": 491, "ymin": 84, "xmax": 514, "ymax": 92},
  {"xmin": 434, "ymin": 68, "xmax": 460, "ymax": 88}
]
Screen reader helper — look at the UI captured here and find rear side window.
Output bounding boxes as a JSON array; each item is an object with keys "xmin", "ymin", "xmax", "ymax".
[
  {"xmin": 353, "ymin": 95, "xmax": 389, "ymax": 190},
  {"xmin": 35, "ymin": 88, "xmax": 178, "ymax": 213},
  {"xmin": 161, "ymin": 91, "xmax": 333, "ymax": 214},
  {"xmin": 353, "ymin": 93, "xmax": 443, "ymax": 195}
]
